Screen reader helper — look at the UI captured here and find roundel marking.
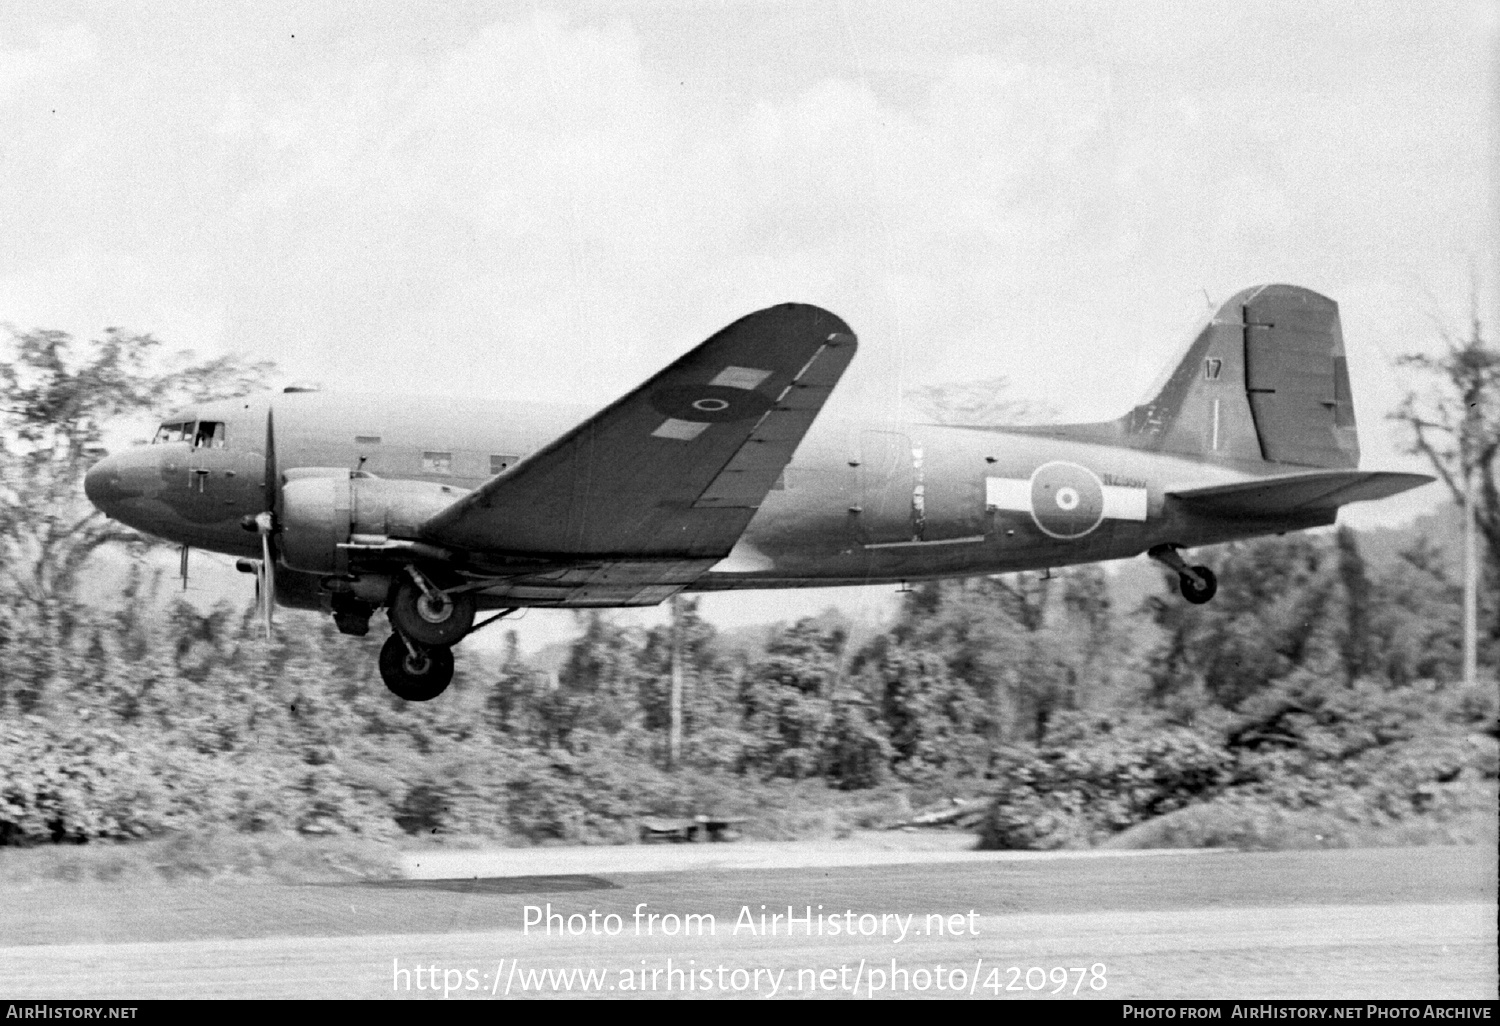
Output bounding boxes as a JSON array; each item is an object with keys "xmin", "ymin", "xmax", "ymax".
[
  {"xmin": 1029, "ymin": 461, "xmax": 1105, "ymax": 539},
  {"xmin": 650, "ymin": 385, "xmax": 774, "ymax": 423}
]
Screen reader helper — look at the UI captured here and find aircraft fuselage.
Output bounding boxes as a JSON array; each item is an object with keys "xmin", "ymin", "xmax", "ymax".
[{"xmin": 87, "ymin": 388, "xmax": 1326, "ymax": 610}]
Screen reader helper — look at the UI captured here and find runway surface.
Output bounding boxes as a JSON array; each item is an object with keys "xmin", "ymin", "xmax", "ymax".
[{"xmin": 1, "ymin": 844, "xmax": 1494, "ymax": 999}]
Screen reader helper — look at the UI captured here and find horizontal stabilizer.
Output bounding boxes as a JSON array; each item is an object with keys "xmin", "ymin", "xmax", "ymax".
[{"xmin": 1168, "ymin": 470, "xmax": 1433, "ymax": 516}]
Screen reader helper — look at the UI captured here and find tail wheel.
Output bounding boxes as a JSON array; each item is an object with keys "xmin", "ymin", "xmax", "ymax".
[
  {"xmin": 1179, "ymin": 565, "xmax": 1217, "ymax": 604},
  {"xmin": 378, "ymin": 633, "xmax": 454, "ymax": 702},
  {"xmin": 389, "ymin": 576, "xmax": 477, "ymax": 646}
]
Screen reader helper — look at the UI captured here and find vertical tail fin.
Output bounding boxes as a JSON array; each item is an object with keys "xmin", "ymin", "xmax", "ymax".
[{"xmin": 1123, "ymin": 284, "xmax": 1359, "ymax": 468}]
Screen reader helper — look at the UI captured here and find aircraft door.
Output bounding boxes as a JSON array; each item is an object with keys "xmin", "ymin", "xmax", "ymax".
[
  {"xmin": 914, "ymin": 441, "xmax": 985, "ymax": 542},
  {"xmin": 857, "ymin": 430, "xmax": 916, "ymax": 544}
]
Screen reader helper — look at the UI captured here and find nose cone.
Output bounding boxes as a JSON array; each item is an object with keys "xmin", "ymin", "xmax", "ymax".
[{"xmin": 84, "ymin": 453, "xmax": 142, "ymax": 514}]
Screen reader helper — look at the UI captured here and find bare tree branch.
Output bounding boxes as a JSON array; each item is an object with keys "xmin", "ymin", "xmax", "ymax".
[{"xmin": 1389, "ymin": 300, "xmax": 1500, "ymax": 579}]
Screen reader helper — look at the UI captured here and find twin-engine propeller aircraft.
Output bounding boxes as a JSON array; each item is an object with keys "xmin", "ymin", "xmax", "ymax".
[{"xmin": 85, "ymin": 284, "xmax": 1431, "ymax": 701}]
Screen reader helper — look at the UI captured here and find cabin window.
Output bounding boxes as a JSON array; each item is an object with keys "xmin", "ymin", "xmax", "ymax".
[
  {"xmin": 490, "ymin": 453, "xmax": 520, "ymax": 475},
  {"xmin": 153, "ymin": 422, "xmax": 189, "ymax": 444},
  {"xmin": 421, "ymin": 451, "xmax": 453, "ymax": 474},
  {"xmin": 355, "ymin": 435, "xmax": 381, "ymax": 445},
  {"xmin": 193, "ymin": 421, "xmax": 226, "ymax": 448}
]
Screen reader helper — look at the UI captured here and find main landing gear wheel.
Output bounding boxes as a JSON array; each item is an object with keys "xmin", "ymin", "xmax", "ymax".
[
  {"xmin": 1148, "ymin": 544, "xmax": 1219, "ymax": 605},
  {"xmin": 389, "ymin": 574, "xmax": 477, "ymax": 646},
  {"xmin": 378, "ymin": 633, "xmax": 454, "ymax": 702},
  {"xmin": 1179, "ymin": 565, "xmax": 1217, "ymax": 604}
]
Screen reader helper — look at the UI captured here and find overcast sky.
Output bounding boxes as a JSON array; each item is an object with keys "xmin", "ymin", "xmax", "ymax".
[{"xmin": 3, "ymin": 1, "xmax": 1496, "ymax": 639}]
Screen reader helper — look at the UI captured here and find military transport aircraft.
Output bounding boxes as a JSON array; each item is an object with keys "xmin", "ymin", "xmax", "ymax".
[{"xmin": 84, "ymin": 284, "xmax": 1432, "ymax": 701}]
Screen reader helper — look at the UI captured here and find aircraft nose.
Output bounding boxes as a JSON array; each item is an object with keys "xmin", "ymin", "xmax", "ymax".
[{"xmin": 84, "ymin": 453, "xmax": 142, "ymax": 512}]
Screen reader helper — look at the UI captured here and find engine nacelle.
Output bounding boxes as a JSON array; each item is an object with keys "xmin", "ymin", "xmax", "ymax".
[{"xmin": 278, "ymin": 469, "xmax": 469, "ymax": 575}]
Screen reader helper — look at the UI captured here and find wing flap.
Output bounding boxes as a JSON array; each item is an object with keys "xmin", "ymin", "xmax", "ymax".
[
  {"xmin": 420, "ymin": 304, "xmax": 855, "ymax": 557},
  {"xmin": 1169, "ymin": 470, "xmax": 1433, "ymax": 515}
]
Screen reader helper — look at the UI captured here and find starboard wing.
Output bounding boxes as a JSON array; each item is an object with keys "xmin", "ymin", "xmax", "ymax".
[{"xmin": 420, "ymin": 303, "xmax": 856, "ymax": 557}]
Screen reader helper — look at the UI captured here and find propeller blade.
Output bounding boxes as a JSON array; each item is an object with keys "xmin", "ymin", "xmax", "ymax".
[
  {"xmin": 256, "ymin": 405, "xmax": 280, "ymax": 640},
  {"xmin": 260, "ymin": 530, "xmax": 275, "ymax": 638},
  {"xmin": 264, "ymin": 405, "xmax": 280, "ymax": 521}
]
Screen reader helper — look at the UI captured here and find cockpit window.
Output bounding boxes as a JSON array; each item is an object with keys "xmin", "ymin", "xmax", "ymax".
[
  {"xmin": 193, "ymin": 421, "xmax": 226, "ymax": 448},
  {"xmin": 152, "ymin": 420, "xmax": 226, "ymax": 446}
]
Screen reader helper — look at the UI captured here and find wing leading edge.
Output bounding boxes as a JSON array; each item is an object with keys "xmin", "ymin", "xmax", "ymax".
[{"xmin": 421, "ymin": 303, "xmax": 856, "ymax": 559}]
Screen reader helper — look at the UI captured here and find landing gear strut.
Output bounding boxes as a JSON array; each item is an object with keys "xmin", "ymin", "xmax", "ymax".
[
  {"xmin": 378, "ymin": 632, "xmax": 454, "ymax": 702},
  {"xmin": 374, "ymin": 558, "xmax": 518, "ymax": 700},
  {"xmin": 1148, "ymin": 544, "xmax": 1218, "ymax": 604},
  {"xmin": 388, "ymin": 566, "xmax": 477, "ymax": 646}
]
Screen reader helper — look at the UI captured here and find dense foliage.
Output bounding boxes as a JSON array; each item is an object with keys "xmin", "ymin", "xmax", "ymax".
[{"xmin": 1, "ymin": 528, "xmax": 1494, "ymax": 849}]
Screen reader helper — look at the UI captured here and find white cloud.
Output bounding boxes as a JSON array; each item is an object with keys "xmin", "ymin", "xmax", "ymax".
[
  {"xmin": 1213, "ymin": 173, "xmax": 1294, "ymax": 247},
  {"xmin": 0, "ymin": 246, "xmax": 225, "ymax": 352},
  {"xmin": 0, "ymin": 24, "xmax": 97, "ymax": 104},
  {"xmin": 0, "ymin": 3, "xmax": 1489, "ymax": 519}
]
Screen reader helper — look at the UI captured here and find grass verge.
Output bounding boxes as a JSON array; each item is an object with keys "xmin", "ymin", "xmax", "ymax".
[
  {"xmin": 0, "ymin": 832, "xmax": 401, "ymax": 886},
  {"xmin": 1103, "ymin": 795, "xmax": 1499, "ymax": 852}
]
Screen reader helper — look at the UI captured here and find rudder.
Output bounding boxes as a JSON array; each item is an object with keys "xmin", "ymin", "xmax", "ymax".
[{"xmin": 1125, "ymin": 284, "xmax": 1358, "ymax": 469}]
